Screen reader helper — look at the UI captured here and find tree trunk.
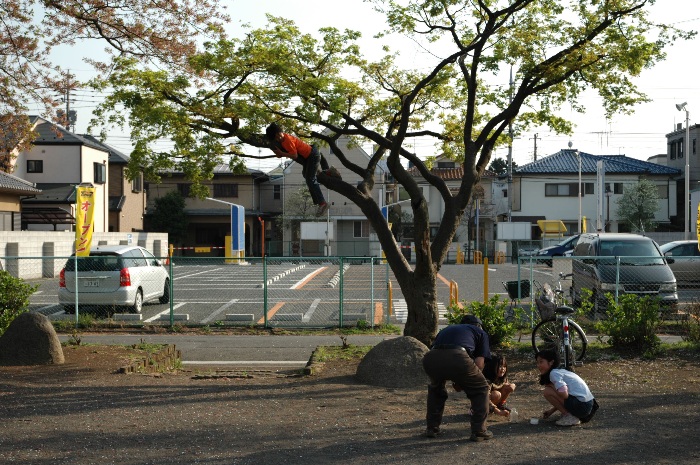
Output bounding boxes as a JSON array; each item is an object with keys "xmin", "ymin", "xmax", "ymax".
[{"xmin": 401, "ymin": 272, "xmax": 439, "ymax": 347}]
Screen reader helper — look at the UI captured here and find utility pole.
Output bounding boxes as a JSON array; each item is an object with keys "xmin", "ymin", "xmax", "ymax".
[
  {"xmin": 507, "ymin": 67, "xmax": 513, "ymax": 222},
  {"xmin": 531, "ymin": 133, "xmax": 538, "ymax": 161}
]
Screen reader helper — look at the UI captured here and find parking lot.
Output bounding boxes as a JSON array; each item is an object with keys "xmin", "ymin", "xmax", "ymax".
[{"xmin": 25, "ymin": 257, "xmax": 700, "ymax": 327}]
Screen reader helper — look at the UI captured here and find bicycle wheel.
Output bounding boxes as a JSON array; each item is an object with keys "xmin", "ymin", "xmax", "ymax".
[
  {"xmin": 531, "ymin": 319, "xmax": 560, "ymax": 355},
  {"xmin": 567, "ymin": 320, "xmax": 588, "ymax": 363}
]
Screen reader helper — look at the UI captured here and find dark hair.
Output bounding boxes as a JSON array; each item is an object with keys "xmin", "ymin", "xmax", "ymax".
[
  {"xmin": 265, "ymin": 122, "xmax": 283, "ymax": 141},
  {"xmin": 460, "ymin": 314, "xmax": 482, "ymax": 327},
  {"xmin": 536, "ymin": 349, "xmax": 560, "ymax": 385},
  {"xmin": 483, "ymin": 353, "xmax": 507, "ymax": 384}
]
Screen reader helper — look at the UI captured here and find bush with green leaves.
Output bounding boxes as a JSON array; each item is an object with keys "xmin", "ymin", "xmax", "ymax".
[
  {"xmin": 446, "ymin": 295, "xmax": 521, "ymax": 346},
  {"xmin": 594, "ymin": 293, "xmax": 661, "ymax": 352},
  {"xmin": 0, "ymin": 271, "xmax": 38, "ymax": 336},
  {"xmin": 680, "ymin": 301, "xmax": 700, "ymax": 343}
]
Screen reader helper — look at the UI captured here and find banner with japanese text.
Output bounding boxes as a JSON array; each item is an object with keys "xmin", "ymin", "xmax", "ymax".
[{"xmin": 75, "ymin": 186, "xmax": 96, "ymax": 256}]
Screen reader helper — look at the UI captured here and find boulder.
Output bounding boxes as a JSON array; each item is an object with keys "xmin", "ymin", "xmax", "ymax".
[
  {"xmin": 355, "ymin": 336, "xmax": 429, "ymax": 388},
  {"xmin": 0, "ymin": 312, "xmax": 64, "ymax": 365}
]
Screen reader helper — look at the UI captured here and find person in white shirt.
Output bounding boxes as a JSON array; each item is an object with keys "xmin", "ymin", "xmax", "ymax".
[{"xmin": 536, "ymin": 349, "xmax": 597, "ymax": 426}]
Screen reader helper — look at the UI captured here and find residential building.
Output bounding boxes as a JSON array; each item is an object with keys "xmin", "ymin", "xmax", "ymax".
[
  {"xmin": 145, "ymin": 165, "xmax": 269, "ymax": 256},
  {"xmin": 12, "ymin": 117, "xmax": 109, "ymax": 232},
  {"xmin": 665, "ymin": 122, "xmax": 700, "ymax": 231},
  {"xmin": 0, "ymin": 171, "xmax": 41, "ymax": 231},
  {"xmin": 406, "ymin": 156, "xmax": 499, "ymax": 257},
  {"xmin": 81, "ymin": 135, "xmax": 146, "ymax": 233},
  {"xmin": 512, "ymin": 149, "xmax": 681, "ymax": 237}
]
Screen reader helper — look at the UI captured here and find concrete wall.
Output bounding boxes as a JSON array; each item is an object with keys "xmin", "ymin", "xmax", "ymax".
[{"xmin": 0, "ymin": 231, "xmax": 168, "ymax": 279}]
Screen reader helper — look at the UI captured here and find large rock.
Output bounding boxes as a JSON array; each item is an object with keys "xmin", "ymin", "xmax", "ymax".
[
  {"xmin": 0, "ymin": 312, "xmax": 64, "ymax": 365},
  {"xmin": 355, "ymin": 336, "xmax": 429, "ymax": 388}
]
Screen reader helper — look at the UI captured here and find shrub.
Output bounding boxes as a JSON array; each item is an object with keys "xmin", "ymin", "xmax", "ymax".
[
  {"xmin": 0, "ymin": 271, "xmax": 38, "ymax": 336},
  {"xmin": 680, "ymin": 301, "xmax": 700, "ymax": 343},
  {"xmin": 594, "ymin": 293, "xmax": 661, "ymax": 352},
  {"xmin": 446, "ymin": 294, "xmax": 520, "ymax": 346}
]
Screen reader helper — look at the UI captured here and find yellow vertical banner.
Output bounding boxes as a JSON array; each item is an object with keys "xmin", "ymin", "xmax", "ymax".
[{"xmin": 75, "ymin": 186, "xmax": 96, "ymax": 256}]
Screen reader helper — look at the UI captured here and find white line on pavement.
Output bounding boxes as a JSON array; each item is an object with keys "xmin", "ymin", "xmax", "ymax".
[
  {"xmin": 144, "ymin": 302, "xmax": 187, "ymax": 322},
  {"xmin": 201, "ymin": 299, "xmax": 240, "ymax": 324},
  {"xmin": 302, "ymin": 298, "xmax": 321, "ymax": 323}
]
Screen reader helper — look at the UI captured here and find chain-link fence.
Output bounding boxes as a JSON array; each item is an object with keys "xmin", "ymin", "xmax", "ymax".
[
  {"xmin": 13, "ymin": 255, "xmax": 392, "ymax": 328},
  {"xmin": 8, "ymin": 250, "xmax": 698, "ymax": 329}
]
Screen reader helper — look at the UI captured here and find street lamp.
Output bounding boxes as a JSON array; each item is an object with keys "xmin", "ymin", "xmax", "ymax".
[{"xmin": 676, "ymin": 102, "xmax": 691, "ymax": 239}]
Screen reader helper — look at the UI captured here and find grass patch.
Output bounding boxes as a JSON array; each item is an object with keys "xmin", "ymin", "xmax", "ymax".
[{"xmin": 312, "ymin": 345, "xmax": 373, "ymax": 362}]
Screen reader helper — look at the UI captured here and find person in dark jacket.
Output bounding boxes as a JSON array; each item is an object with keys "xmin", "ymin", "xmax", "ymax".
[{"xmin": 422, "ymin": 315, "xmax": 493, "ymax": 442}]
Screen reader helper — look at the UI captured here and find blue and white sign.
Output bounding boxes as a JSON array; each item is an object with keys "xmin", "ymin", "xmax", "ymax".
[{"xmin": 231, "ymin": 205, "xmax": 245, "ymax": 251}]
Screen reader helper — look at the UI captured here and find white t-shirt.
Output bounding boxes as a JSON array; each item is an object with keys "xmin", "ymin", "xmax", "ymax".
[{"xmin": 549, "ymin": 368, "xmax": 594, "ymax": 402}]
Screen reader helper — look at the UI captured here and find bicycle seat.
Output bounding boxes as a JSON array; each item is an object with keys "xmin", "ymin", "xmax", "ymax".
[{"xmin": 555, "ymin": 306, "xmax": 576, "ymax": 315}]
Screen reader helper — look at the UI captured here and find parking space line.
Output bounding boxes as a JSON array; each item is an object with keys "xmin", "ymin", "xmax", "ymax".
[
  {"xmin": 173, "ymin": 269, "xmax": 222, "ymax": 280},
  {"xmin": 144, "ymin": 302, "xmax": 187, "ymax": 322},
  {"xmin": 437, "ymin": 273, "xmax": 450, "ymax": 286},
  {"xmin": 201, "ymin": 299, "xmax": 240, "ymax": 324},
  {"xmin": 302, "ymin": 298, "xmax": 321, "ymax": 322},
  {"xmin": 291, "ymin": 267, "xmax": 327, "ymax": 289},
  {"xmin": 258, "ymin": 301, "xmax": 285, "ymax": 324}
]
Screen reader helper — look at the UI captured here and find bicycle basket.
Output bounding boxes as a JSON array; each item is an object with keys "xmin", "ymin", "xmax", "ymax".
[{"xmin": 503, "ymin": 280, "xmax": 531, "ymax": 300}]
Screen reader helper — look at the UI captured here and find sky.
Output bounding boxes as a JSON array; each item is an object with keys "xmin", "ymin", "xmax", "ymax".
[{"xmin": 44, "ymin": 0, "xmax": 700, "ymax": 172}]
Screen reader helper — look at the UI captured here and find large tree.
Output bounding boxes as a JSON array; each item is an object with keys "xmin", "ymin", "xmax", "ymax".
[
  {"xmin": 0, "ymin": 0, "xmax": 227, "ymax": 167},
  {"xmin": 616, "ymin": 178, "xmax": 660, "ymax": 233},
  {"xmin": 89, "ymin": 0, "xmax": 690, "ymax": 346}
]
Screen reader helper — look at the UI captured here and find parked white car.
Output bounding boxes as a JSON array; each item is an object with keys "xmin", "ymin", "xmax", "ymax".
[{"xmin": 59, "ymin": 245, "xmax": 170, "ymax": 314}]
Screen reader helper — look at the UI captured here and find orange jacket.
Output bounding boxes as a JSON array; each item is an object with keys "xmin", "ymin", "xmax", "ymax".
[{"xmin": 276, "ymin": 134, "xmax": 312, "ymax": 159}]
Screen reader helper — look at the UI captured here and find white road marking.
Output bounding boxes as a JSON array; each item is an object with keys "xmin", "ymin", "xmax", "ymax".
[
  {"xmin": 144, "ymin": 302, "xmax": 187, "ymax": 322},
  {"xmin": 201, "ymin": 299, "xmax": 240, "ymax": 324},
  {"xmin": 302, "ymin": 298, "xmax": 321, "ymax": 323}
]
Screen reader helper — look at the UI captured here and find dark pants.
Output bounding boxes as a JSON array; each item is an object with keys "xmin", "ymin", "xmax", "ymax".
[
  {"xmin": 301, "ymin": 144, "xmax": 329, "ymax": 205},
  {"xmin": 422, "ymin": 349, "xmax": 489, "ymax": 433}
]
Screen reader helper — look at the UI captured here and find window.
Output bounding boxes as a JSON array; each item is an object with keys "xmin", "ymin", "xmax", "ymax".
[
  {"xmin": 213, "ymin": 183, "xmax": 238, "ymax": 198},
  {"xmin": 584, "ymin": 183, "xmax": 594, "ymax": 195},
  {"xmin": 657, "ymin": 184, "xmax": 668, "ymax": 199},
  {"xmin": 678, "ymin": 139, "xmax": 684, "ymax": 159},
  {"xmin": 545, "ymin": 183, "xmax": 578, "ymax": 197},
  {"xmin": 27, "ymin": 160, "xmax": 43, "ymax": 173},
  {"xmin": 354, "ymin": 220, "xmax": 370, "ymax": 238},
  {"xmin": 177, "ymin": 183, "xmax": 191, "ymax": 197},
  {"xmin": 273, "ymin": 185, "xmax": 281, "ymax": 200},
  {"xmin": 604, "ymin": 183, "xmax": 624, "ymax": 195},
  {"xmin": 669, "ymin": 142, "xmax": 676, "ymax": 159},
  {"xmin": 131, "ymin": 173, "xmax": 143, "ymax": 193},
  {"xmin": 93, "ymin": 162, "xmax": 106, "ymax": 184}
]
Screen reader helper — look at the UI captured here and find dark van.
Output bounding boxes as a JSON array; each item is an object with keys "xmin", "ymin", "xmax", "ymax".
[{"xmin": 571, "ymin": 233, "xmax": 677, "ymax": 310}]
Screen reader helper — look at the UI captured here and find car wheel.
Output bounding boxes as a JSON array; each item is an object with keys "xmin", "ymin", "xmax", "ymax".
[
  {"xmin": 63, "ymin": 305, "xmax": 75, "ymax": 314},
  {"xmin": 159, "ymin": 279, "xmax": 170, "ymax": 304},
  {"xmin": 131, "ymin": 289, "xmax": 143, "ymax": 314}
]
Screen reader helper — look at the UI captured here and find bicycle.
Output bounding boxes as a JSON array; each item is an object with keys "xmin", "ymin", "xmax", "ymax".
[{"xmin": 531, "ymin": 272, "xmax": 588, "ymax": 371}]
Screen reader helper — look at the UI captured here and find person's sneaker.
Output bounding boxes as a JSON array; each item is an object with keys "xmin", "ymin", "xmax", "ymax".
[
  {"xmin": 555, "ymin": 413, "xmax": 581, "ymax": 427},
  {"xmin": 424, "ymin": 426, "xmax": 442, "ymax": 438},
  {"xmin": 316, "ymin": 202, "xmax": 329, "ymax": 216},
  {"xmin": 326, "ymin": 166, "xmax": 342, "ymax": 179},
  {"xmin": 469, "ymin": 429, "xmax": 493, "ymax": 442}
]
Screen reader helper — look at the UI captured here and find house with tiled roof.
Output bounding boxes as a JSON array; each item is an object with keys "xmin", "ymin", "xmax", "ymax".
[
  {"xmin": 11, "ymin": 117, "xmax": 109, "ymax": 231},
  {"xmin": 512, "ymin": 149, "xmax": 681, "ymax": 236},
  {"xmin": 0, "ymin": 171, "xmax": 42, "ymax": 231}
]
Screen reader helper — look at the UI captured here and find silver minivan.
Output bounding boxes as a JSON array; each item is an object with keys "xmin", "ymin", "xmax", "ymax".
[
  {"xmin": 571, "ymin": 233, "xmax": 677, "ymax": 310},
  {"xmin": 58, "ymin": 245, "xmax": 170, "ymax": 314}
]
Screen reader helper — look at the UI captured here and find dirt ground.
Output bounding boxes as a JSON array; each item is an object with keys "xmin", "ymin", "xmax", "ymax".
[{"xmin": 1, "ymin": 343, "xmax": 700, "ymax": 465}]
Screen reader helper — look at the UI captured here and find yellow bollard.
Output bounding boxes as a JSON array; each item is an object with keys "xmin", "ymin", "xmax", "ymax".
[
  {"xmin": 388, "ymin": 281, "xmax": 393, "ymax": 317},
  {"xmin": 474, "ymin": 250, "xmax": 483, "ymax": 264},
  {"xmin": 483, "ymin": 257, "xmax": 489, "ymax": 304},
  {"xmin": 449, "ymin": 280, "xmax": 459, "ymax": 306}
]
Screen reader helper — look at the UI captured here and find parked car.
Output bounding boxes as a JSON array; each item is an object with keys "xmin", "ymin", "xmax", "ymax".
[
  {"xmin": 536, "ymin": 234, "xmax": 580, "ymax": 266},
  {"xmin": 571, "ymin": 233, "xmax": 677, "ymax": 311},
  {"xmin": 659, "ymin": 240, "xmax": 700, "ymax": 287},
  {"xmin": 59, "ymin": 245, "xmax": 170, "ymax": 314}
]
